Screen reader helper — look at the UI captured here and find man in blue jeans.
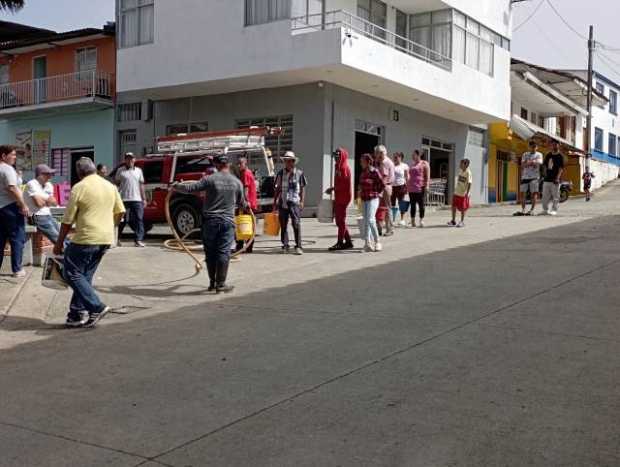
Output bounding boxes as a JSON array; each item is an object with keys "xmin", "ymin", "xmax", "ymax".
[
  {"xmin": 54, "ymin": 158, "xmax": 125, "ymax": 328},
  {"xmin": 0, "ymin": 145, "xmax": 30, "ymax": 278},
  {"xmin": 115, "ymin": 153, "xmax": 146, "ymax": 247},
  {"xmin": 25, "ymin": 164, "xmax": 62, "ymax": 244},
  {"xmin": 173, "ymin": 155, "xmax": 246, "ymax": 293}
]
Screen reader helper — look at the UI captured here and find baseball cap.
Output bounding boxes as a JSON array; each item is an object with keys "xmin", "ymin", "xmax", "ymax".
[
  {"xmin": 214, "ymin": 154, "xmax": 229, "ymax": 164},
  {"xmin": 124, "ymin": 152, "xmax": 136, "ymax": 159},
  {"xmin": 35, "ymin": 164, "xmax": 56, "ymax": 176}
]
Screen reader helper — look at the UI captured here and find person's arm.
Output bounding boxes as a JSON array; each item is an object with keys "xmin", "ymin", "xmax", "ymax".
[
  {"xmin": 7, "ymin": 185, "xmax": 29, "ymax": 216},
  {"xmin": 173, "ymin": 177, "xmax": 209, "ymax": 194},
  {"xmin": 404, "ymin": 166, "xmax": 410, "ymax": 185},
  {"xmin": 54, "ymin": 223, "xmax": 72, "ymax": 256},
  {"xmin": 466, "ymin": 173, "xmax": 473, "ymax": 197},
  {"xmin": 113, "ymin": 190, "xmax": 126, "ymax": 225},
  {"xmin": 299, "ymin": 173, "xmax": 306, "ymax": 210},
  {"xmin": 139, "ymin": 170, "xmax": 147, "ymax": 205},
  {"xmin": 54, "ymin": 188, "xmax": 80, "ymax": 255},
  {"xmin": 424, "ymin": 162, "xmax": 431, "ymax": 189},
  {"xmin": 273, "ymin": 173, "xmax": 282, "ymax": 211}
]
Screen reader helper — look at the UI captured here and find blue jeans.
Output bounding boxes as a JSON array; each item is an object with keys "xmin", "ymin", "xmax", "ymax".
[
  {"xmin": 119, "ymin": 201, "xmax": 145, "ymax": 242},
  {"xmin": 0, "ymin": 203, "xmax": 26, "ymax": 273},
  {"xmin": 363, "ymin": 198, "xmax": 380, "ymax": 245},
  {"xmin": 33, "ymin": 214, "xmax": 60, "ymax": 244},
  {"xmin": 202, "ymin": 217, "xmax": 235, "ymax": 284},
  {"xmin": 279, "ymin": 202, "xmax": 301, "ymax": 248},
  {"xmin": 63, "ymin": 244, "xmax": 108, "ymax": 319}
]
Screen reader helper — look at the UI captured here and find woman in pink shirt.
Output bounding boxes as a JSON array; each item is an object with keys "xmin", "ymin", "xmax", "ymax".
[{"xmin": 407, "ymin": 150, "xmax": 430, "ymax": 227}]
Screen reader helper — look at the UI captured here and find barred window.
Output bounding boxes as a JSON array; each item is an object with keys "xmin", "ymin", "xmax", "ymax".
[
  {"xmin": 117, "ymin": 102, "xmax": 142, "ymax": 122},
  {"xmin": 236, "ymin": 115, "xmax": 293, "ymax": 158}
]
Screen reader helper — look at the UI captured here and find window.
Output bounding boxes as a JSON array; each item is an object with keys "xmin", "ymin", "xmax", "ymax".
[
  {"xmin": 117, "ymin": 102, "xmax": 142, "ymax": 122},
  {"xmin": 410, "ymin": 10, "xmax": 452, "ymax": 65},
  {"xmin": 120, "ymin": 0, "xmax": 154, "ymax": 48},
  {"xmin": 610, "ymin": 90, "xmax": 618, "ymax": 115},
  {"xmin": 237, "ymin": 115, "xmax": 293, "ymax": 158},
  {"xmin": 357, "ymin": 0, "xmax": 387, "ymax": 39},
  {"xmin": 50, "ymin": 148, "xmax": 70, "ymax": 176},
  {"xmin": 395, "ymin": 9, "xmax": 408, "ymax": 49},
  {"xmin": 175, "ymin": 156, "xmax": 214, "ymax": 175},
  {"xmin": 609, "ymin": 133, "xmax": 617, "ymax": 156},
  {"xmin": 245, "ymin": 0, "xmax": 290, "ymax": 26},
  {"xmin": 0, "ymin": 64, "xmax": 8, "ymax": 84},
  {"xmin": 143, "ymin": 160, "xmax": 163, "ymax": 183},
  {"xmin": 530, "ymin": 112, "xmax": 538, "ymax": 125},
  {"xmin": 468, "ymin": 128, "xmax": 484, "ymax": 146},
  {"xmin": 165, "ymin": 121, "xmax": 208, "ymax": 135},
  {"xmin": 76, "ymin": 47, "xmax": 97, "ymax": 74},
  {"xmin": 119, "ymin": 130, "xmax": 138, "ymax": 157},
  {"xmin": 520, "ymin": 107, "xmax": 528, "ymax": 120},
  {"xmin": 595, "ymin": 82, "xmax": 604, "ymax": 94},
  {"xmin": 594, "ymin": 127, "xmax": 604, "ymax": 151}
]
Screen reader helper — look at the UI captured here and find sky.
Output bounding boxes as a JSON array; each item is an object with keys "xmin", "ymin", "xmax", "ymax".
[{"xmin": 2, "ymin": 0, "xmax": 620, "ymax": 82}]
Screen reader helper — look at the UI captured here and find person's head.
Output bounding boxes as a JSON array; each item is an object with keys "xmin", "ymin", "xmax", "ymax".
[
  {"xmin": 374, "ymin": 145, "xmax": 387, "ymax": 161},
  {"xmin": 551, "ymin": 140, "xmax": 560, "ymax": 153},
  {"xmin": 282, "ymin": 151, "xmax": 297, "ymax": 170},
  {"xmin": 333, "ymin": 148, "xmax": 343, "ymax": 164},
  {"xmin": 35, "ymin": 164, "xmax": 56, "ymax": 183},
  {"xmin": 237, "ymin": 156, "xmax": 248, "ymax": 171},
  {"xmin": 360, "ymin": 153, "xmax": 373, "ymax": 169},
  {"xmin": 393, "ymin": 152, "xmax": 403, "ymax": 164},
  {"xmin": 529, "ymin": 140, "xmax": 538, "ymax": 152},
  {"xmin": 460, "ymin": 158, "xmax": 471, "ymax": 170},
  {"xmin": 124, "ymin": 152, "xmax": 136, "ymax": 168},
  {"xmin": 214, "ymin": 154, "xmax": 230, "ymax": 172},
  {"xmin": 97, "ymin": 164, "xmax": 108, "ymax": 177},
  {"xmin": 412, "ymin": 150, "xmax": 421, "ymax": 163},
  {"xmin": 0, "ymin": 145, "xmax": 17, "ymax": 165},
  {"xmin": 75, "ymin": 157, "xmax": 97, "ymax": 180}
]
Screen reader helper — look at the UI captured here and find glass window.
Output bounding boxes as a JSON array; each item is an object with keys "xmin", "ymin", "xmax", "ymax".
[
  {"xmin": 245, "ymin": 0, "xmax": 291, "ymax": 26},
  {"xmin": 117, "ymin": 102, "xmax": 142, "ymax": 122},
  {"xmin": 466, "ymin": 17, "xmax": 479, "ymax": 34},
  {"xmin": 465, "ymin": 33, "xmax": 479, "ymax": 69},
  {"xmin": 0, "ymin": 64, "xmax": 9, "ymax": 84},
  {"xmin": 411, "ymin": 13, "xmax": 431, "ymax": 27},
  {"xmin": 431, "ymin": 10, "xmax": 452, "ymax": 24},
  {"xmin": 520, "ymin": 107, "xmax": 528, "ymax": 120},
  {"xmin": 190, "ymin": 122, "xmax": 209, "ymax": 133},
  {"xmin": 143, "ymin": 160, "xmax": 164, "ymax": 183},
  {"xmin": 166, "ymin": 124, "xmax": 188, "ymax": 135},
  {"xmin": 395, "ymin": 9, "xmax": 407, "ymax": 49},
  {"xmin": 76, "ymin": 47, "xmax": 97, "ymax": 74},
  {"xmin": 119, "ymin": 130, "xmax": 138, "ymax": 158},
  {"xmin": 453, "ymin": 11, "xmax": 466, "ymax": 28},
  {"xmin": 609, "ymin": 133, "xmax": 617, "ymax": 155},
  {"xmin": 175, "ymin": 156, "xmax": 214, "ymax": 175},
  {"xmin": 610, "ymin": 90, "xmax": 617, "ymax": 115},
  {"xmin": 432, "ymin": 23, "xmax": 452, "ymax": 62},
  {"xmin": 595, "ymin": 127, "xmax": 604, "ymax": 151},
  {"xmin": 595, "ymin": 82, "xmax": 604, "ymax": 94},
  {"xmin": 120, "ymin": 0, "xmax": 154, "ymax": 48},
  {"xmin": 479, "ymin": 39, "xmax": 493, "ymax": 76},
  {"xmin": 453, "ymin": 25, "xmax": 466, "ymax": 64}
]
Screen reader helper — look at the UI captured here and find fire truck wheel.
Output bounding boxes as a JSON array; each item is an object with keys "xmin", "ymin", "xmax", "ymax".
[{"xmin": 171, "ymin": 202, "xmax": 201, "ymax": 237}]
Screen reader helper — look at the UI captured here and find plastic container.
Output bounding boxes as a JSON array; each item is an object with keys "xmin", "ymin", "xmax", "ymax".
[
  {"xmin": 263, "ymin": 212, "xmax": 280, "ymax": 236},
  {"xmin": 317, "ymin": 199, "xmax": 334, "ymax": 223},
  {"xmin": 41, "ymin": 256, "xmax": 68, "ymax": 290},
  {"xmin": 235, "ymin": 214, "xmax": 254, "ymax": 241}
]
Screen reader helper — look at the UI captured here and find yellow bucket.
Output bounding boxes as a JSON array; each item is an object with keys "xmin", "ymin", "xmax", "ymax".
[
  {"xmin": 235, "ymin": 214, "xmax": 254, "ymax": 241},
  {"xmin": 263, "ymin": 212, "xmax": 280, "ymax": 236}
]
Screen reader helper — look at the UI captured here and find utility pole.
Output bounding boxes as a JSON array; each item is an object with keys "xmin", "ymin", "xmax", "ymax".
[
  {"xmin": 585, "ymin": 25, "xmax": 595, "ymax": 168},
  {"xmin": 321, "ymin": 0, "xmax": 326, "ymax": 30}
]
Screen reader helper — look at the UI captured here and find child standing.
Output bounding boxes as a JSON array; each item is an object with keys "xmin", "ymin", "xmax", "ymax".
[
  {"xmin": 448, "ymin": 159, "xmax": 472, "ymax": 228},
  {"xmin": 583, "ymin": 168, "xmax": 595, "ymax": 202}
]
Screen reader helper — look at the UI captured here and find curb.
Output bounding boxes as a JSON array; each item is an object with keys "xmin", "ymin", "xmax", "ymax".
[{"xmin": 0, "ymin": 269, "xmax": 34, "ymax": 324}]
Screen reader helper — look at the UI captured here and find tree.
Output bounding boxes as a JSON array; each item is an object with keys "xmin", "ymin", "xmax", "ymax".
[{"xmin": 0, "ymin": 0, "xmax": 25, "ymax": 12}]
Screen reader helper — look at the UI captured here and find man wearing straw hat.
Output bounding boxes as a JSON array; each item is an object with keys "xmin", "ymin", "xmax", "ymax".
[{"xmin": 273, "ymin": 151, "xmax": 307, "ymax": 255}]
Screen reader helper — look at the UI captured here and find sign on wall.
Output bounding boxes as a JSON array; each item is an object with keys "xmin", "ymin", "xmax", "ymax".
[
  {"xmin": 32, "ymin": 130, "xmax": 51, "ymax": 167},
  {"xmin": 15, "ymin": 130, "xmax": 33, "ymax": 171}
]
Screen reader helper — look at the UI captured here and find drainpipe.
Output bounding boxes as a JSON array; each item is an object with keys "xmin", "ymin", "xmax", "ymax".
[{"xmin": 321, "ymin": 0, "xmax": 326, "ymax": 30}]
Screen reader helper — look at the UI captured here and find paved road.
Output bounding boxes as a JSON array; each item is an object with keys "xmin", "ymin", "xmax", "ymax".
[{"xmin": 1, "ymin": 188, "xmax": 620, "ymax": 466}]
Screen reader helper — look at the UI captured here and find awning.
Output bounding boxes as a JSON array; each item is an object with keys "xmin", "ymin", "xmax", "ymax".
[{"xmin": 510, "ymin": 115, "xmax": 584, "ymax": 156}]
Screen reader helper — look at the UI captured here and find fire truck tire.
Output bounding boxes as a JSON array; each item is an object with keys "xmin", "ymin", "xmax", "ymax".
[{"xmin": 171, "ymin": 202, "xmax": 202, "ymax": 237}]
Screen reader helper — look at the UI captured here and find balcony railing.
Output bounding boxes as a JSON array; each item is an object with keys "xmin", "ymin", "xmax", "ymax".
[
  {"xmin": 0, "ymin": 70, "xmax": 113, "ymax": 111},
  {"xmin": 291, "ymin": 10, "xmax": 452, "ymax": 71}
]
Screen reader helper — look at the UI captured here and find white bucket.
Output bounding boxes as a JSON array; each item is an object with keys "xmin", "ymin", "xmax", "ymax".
[
  {"xmin": 317, "ymin": 199, "xmax": 334, "ymax": 223},
  {"xmin": 42, "ymin": 256, "xmax": 68, "ymax": 290}
]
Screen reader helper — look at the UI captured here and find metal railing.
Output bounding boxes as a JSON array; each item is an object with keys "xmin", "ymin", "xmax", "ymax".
[
  {"xmin": 0, "ymin": 70, "xmax": 113, "ymax": 110},
  {"xmin": 291, "ymin": 10, "xmax": 452, "ymax": 71},
  {"xmin": 426, "ymin": 179, "xmax": 448, "ymax": 206}
]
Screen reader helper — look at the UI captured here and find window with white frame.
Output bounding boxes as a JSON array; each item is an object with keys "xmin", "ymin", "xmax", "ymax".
[
  {"xmin": 357, "ymin": 0, "xmax": 387, "ymax": 39},
  {"xmin": 245, "ymin": 0, "xmax": 291, "ymax": 26},
  {"xmin": 119, "ymin": 0, "xmax": 154, "ymax": 48},
  {"xmin": 395, "ymin": 9, "xmax": 408, "ymax": 49},
  {"xmin": 610, "ymin": 89, "xmax": 617, "ymax": 115},
  {"xmin": 76, "ymin": 47, "xmax": 97, "ymax": 75},
  {"xmin": 595, "ymin": 127, "xmax": 604, "ymax": 152},
  {"xmin": 609, "ymin": 133, "xmax": 617, "ymax": 156},
  {"xmin": 0, "ymin": 64, "xmax": 9, "ymax": 84},
  {"xmin": 410, "ymin": 10, "xmax": 452, "ymax": 65}
]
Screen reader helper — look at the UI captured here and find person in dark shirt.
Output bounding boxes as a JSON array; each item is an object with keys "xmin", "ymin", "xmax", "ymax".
[
  {"xmin": 540, "ymin": 140, "xmax": 565, "ymax": 216},
  {"xmin": 173, "ymin": 155, "xmax": 246, "ymax": 293}
]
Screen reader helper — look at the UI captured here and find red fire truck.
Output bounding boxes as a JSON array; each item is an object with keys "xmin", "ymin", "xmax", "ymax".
[{"xmin": 120, "ymin": 127, "xmax": 279, "ymax": 235}]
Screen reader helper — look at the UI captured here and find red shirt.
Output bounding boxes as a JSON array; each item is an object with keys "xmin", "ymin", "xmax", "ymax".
[
  {"xmin": 359, "ymin": 167, "xmax": 384, "ymax": 201},
  {"xmin": 241, "ymin": 169, "xmax": 258, "ymax": 211}
]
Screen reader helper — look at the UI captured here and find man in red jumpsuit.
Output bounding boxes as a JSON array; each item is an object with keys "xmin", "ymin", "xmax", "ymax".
[{"xmin": 327, "ymin": 147, "xmax": 354, "ymax": 251}]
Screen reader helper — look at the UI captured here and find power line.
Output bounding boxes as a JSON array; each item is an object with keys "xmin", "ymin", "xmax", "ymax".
[
  {"xmin": 545, "ymin": 0, "xmax": 588, "ymax": 41},
  {"xmin": 513, "ymin": 0, "xmax": 545, "ymax": 32},
  {"xmin": 595, "ymin": 51, "xmax": 620, "ymax": 81}
]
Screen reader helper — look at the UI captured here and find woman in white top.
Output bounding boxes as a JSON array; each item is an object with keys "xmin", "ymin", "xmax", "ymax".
[{"xmin": 391, "ymin": 152, "xmax": 409, "ymax": 227}]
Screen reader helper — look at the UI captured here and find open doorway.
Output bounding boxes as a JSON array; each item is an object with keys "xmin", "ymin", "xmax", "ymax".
[
  {"xmin": 354, "ymin": 131, "xmax": 380, "ymax": 190},
  {"xmin": 70, "ymin": 148, "xmax": 95, "ymax": 186}
]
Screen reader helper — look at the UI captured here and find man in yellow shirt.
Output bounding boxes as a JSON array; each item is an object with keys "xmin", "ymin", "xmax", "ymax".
[
  {"xmin": 54, "ymin": 158, "xmax": 125, "ymax": 328},
  {"xmin": 448, "ymin": 158, "xmax": 472, "ymax": 228}
]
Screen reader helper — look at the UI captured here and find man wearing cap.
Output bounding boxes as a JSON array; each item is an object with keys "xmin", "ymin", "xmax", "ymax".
[
  {"xmin": 173, "ymin": 154, "xmax": 246, "ymax": 293},
  {"xmin": 115, "ymin": 152, "xmax": 146, "ymax": 247},
  {"xmin": 25, "ymin": 164, "xmax": 62, "ymax": 244},
  {"xmin": 273, "ymin": 151, "xmax": 307, "ymax": 255}
]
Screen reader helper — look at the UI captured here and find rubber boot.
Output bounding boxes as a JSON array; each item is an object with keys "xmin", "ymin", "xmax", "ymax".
[
  {"xmin": 207, "ymin": 260, "xmax": 217, "ymax": 292},
  {"xmin": 215, "ymin": 260, "xmax": 234, "ymax": 294}
]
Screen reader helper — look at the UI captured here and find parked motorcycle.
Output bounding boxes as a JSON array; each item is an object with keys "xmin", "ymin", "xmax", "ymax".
[{"xmin": 525, "ymin": 180, "xmax": 572, "ymax": 203}]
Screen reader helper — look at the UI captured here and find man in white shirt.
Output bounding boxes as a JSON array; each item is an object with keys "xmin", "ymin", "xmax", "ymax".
[
  {"xmin": 115, "ymin": 152, "xmax": 146, "ymax": 247},
  {"xmin": 25, "ymin": 164, "xmax": 61, "ymax": 244},
  {"xmin": 516, "ymin": 140, "xmax": 544, "ymax": 216}
]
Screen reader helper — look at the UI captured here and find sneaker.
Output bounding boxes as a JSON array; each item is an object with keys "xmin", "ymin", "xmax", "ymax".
[
  {"xmin": 419, "ymin": 220, "xmax": 425, "ymax": 228},
  {"xmin": 12, "ymin": 269, "xmax": 26, "ymax": 278},
  {"xmin": 363, "ymin": 243, "xmax": 375, "ymax": 252},
  {"xmin": 375, "ymin": 242, "xmax": 383, "ymax": 252},
  {"xmin": 456, "ymin": 222, "xmax": 465, "ymax": 228},
  {"xmin": 399, "ymin": 220, "xmax": 406, "ymax": 227},
  {"xmin": 65, "ymin": 311, "xmax": 89, "ymax": 328},
  {"xmin": 328, "ymin": 242, "xmax": 343, "ymax": 251},
  {"xmin": 410, "ymin": 221, "xmax": 416, "ymax": 228},
  {"xmin": 84, "ymin": 306, "xmax": 111, "ymax": 328},
  {"xmin": 447, "ymin": 220, "xmax": 457, "ymax": 227},
  {"xmin": 135, "ymin": 241, "xmax": 146, "ymax": 248},
  {"xmin": 549, "ymin": 211, "xmax": 557, "ymax": 216},
  {"xmin": 294, "ymin": 247, "xmax": 304, "ymax": 256}
]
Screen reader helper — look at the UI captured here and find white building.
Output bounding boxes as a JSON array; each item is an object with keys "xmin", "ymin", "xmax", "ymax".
[{"xmin": 115, "ymin": 0, "xmax": 513, "ymax": 206}]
